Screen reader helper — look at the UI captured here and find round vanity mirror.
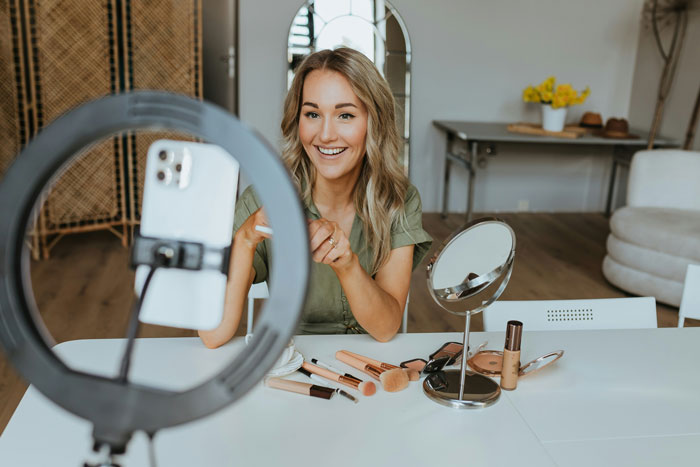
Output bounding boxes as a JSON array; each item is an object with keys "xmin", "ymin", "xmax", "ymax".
[
  {"xmin": 429, "ymin": 220, "xmax": 515, "ymax": 313},
  {"xmin": 424, "ymin": 217, "xmax": 516, "ymax": 409}
]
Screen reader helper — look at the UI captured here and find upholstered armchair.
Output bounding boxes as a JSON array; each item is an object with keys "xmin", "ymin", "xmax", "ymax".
[{"xmin": 603, "ymin": 149, "xmax": 700, "ymax": 306}]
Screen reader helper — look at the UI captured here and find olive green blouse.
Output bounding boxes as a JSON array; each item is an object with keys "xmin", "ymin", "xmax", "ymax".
[{"xmin": 233, "ymin": 184, "xmax": 432, "ymax": 335}]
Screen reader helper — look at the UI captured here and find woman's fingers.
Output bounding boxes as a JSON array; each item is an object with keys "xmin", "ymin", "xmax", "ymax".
[
  {"xmin": 308, "ymin": 218, "xmax": 350, "ymax": 264},
  {"xmin": 320, "ymin": 234, "xmax": 346, "ymax": 264},
  {"xmin": 237, "ymin": 208, "xmax": 271, "ymax": 249},
  {"xmin": 308, "ymin": 219, "xmax": 335, "ymax": 252},
  {"xmin": 252, "ymin": 208, "xmax": 272, "ymax": 239}
]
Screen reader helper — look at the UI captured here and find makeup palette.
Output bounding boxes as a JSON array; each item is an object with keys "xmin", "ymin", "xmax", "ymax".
[
  {"xmin": 400, "ymin": 341, "xmax": 466, "ymax": 374},
  {"xmin": 468, "ymin": 350, "xmax": 564, "ymax": 377}
]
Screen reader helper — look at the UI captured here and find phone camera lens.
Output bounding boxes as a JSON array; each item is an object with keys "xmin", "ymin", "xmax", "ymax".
[
  {"xmin": 175, "ymin": 163, "xmax": 182, "ymax": 172},
  {"xmin": 158, "ymin": 150, "xmax": 168, "ymax": 161},
  {"xmin": 157, "ymin": 171, "xmax": 166, "ymax": 181}
]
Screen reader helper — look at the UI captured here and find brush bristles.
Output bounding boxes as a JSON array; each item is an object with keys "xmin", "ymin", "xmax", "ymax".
[
  {"xmin": 359, "ymin": 381, "xmax": 377, "ymax": 396},
  {"xmin": 379, "ymin": 368, "xmax": 409, "ymax": 392}
]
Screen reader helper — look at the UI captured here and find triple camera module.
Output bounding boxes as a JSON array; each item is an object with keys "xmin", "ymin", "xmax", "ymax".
[{"xmin": 155, "ymin": 147, "xmax": 192, "ymax": 189}]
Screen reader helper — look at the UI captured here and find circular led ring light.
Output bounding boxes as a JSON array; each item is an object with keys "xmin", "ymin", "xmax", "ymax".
[{"xmin": 0, "ymin": 91, "xmax": 309, "ymax": 451}]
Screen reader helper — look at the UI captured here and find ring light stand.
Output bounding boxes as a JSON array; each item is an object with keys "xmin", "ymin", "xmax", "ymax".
[{"xmin": 0, "ymin": 92, "xmax": 309, "ymax": 463}]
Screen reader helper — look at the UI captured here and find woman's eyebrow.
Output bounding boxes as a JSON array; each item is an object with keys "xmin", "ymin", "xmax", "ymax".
[
  {"xmin": 335, "ymin": 103, "xmax": 357, "ymax": 109},
  {"xmin": 302, "ymin": 102, "xmax": 318, "ymax": 108}
]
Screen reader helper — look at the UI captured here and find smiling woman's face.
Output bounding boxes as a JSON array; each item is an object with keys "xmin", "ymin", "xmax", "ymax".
[{"xmin": 298, "ymin": 69, "xmax": 368, "ymax": 185}]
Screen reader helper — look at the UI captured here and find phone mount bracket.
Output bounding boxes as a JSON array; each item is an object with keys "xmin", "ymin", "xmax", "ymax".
[{"xmin": 131, "ymin": 230, "xmax": 231, "ymax": 274}]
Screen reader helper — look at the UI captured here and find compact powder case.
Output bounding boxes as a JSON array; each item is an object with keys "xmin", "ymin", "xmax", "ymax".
[{"xmin": 468, "ymin": 350, "xmax": 564, "ymax": 377}]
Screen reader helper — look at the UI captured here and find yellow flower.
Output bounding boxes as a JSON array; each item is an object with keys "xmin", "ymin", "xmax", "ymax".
[
  {"xmin": 522, "ymin": 86, "xmax": 540, "ymax": 103},
  {"xmin": 523, "ymin": 78, "xmax": 590, "ymax": 108},
  {"xmin": 573, "ymin": 86, "xmax": 590, "ymax": 105},
  {"xmin": 539, "ymin": 76, "xmax": 555, "ymax": 93}
]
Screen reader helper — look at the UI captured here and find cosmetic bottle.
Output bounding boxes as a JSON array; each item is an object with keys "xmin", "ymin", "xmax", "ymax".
[{"xmin": 500, "ymin": 320, "xmax": 523, "ymax": 391}]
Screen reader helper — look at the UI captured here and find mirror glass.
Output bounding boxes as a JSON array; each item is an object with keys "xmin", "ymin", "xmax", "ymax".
[
  {"xmin": 431, "ymin": 223, "xmax": 514, "ymax": 291},
  {"xmin": 287, "ymin": 0, "xmax": 411, "ymax": 174},
  {"xmin": 427, "ymin": 219, "xmax": 515, "ymax": 317}
]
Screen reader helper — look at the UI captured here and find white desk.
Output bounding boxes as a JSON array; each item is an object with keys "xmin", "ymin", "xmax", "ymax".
[{"xmin": 1, "ymin": 329, "xmax": 699, "ymax": 466}]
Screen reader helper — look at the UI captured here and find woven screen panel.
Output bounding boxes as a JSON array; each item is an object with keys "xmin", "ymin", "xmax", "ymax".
[
  {"xmin": 0, "ymin": 0, "xmax": 21, "ymax": 178},
  {"xmin": 42, "ymin": 139, "xmax": 122, "ymax": 229},
  {"xmin": 34, "ymin": 0, "xmax": 123, "ymax": 228},
  {"xmin": 129, "ymin": 0, "xmax": 201, "ymax": 95}
]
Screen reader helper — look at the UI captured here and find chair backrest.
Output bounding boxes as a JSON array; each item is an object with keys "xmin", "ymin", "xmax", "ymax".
[
  {"xmin": 679, "ymin": 264, "xmax": 700, "ymax": 327},
  {"xmin": 483, "ymin": 297, "xmax": 657, "ymax": 332},
  {"xmin": 627, "ymin": 150, "xmax": 700, "ymax": 210},
  {"xmin": 247, "ymin": 283, "xmax": 409, "ymax": 334},
  {"xmin": 246, "ymin": 282, "xmax": 269, "ymax": 335}
]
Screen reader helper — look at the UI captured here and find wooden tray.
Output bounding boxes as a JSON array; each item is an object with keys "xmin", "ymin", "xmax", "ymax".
[{"xmin": 507, "ymin": 122, "xmax": 587, "ymax": 139}]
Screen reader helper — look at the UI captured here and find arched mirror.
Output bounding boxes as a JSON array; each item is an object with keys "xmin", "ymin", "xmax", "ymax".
[{"xmin": 287, "ymin": 0, "xmax": 411, "ymax": 175}]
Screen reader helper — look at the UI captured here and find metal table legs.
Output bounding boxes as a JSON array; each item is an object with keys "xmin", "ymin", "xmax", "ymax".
[{"xmin": 442, "ymin": 134, "xmax": 477, "ymax": 222}]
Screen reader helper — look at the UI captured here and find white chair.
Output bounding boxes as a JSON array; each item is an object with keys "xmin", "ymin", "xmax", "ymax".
[
  {"xmin": 603, "ymin": 149, "xmax": 700, "ymax": 307},
  {"xmin": 483, "ymin": 297, "xmax": 657, "ymax": 331},
  {"xmin": 678, "ymin": 264, "xmax": 700, "ymax": 327},
  {"xmin": 246, "ymin": 282, "xmax": 269, "ymax": 335},
  {"xmin": 246, "ymin": 282, "xmax": 409, "ymax": 334}
]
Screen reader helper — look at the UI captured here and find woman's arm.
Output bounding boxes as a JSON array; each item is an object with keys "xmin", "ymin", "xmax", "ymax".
[
  {"xmin": 198, "ymin": 208, "xmax": 269, "ymax": 348},
  {"xmin": 335, "ymin": 245, "xmax": 413, "ymax": 342},
  {"xmin": 308, "ymin": 219, "xmax": 413, "ymax": 342}
]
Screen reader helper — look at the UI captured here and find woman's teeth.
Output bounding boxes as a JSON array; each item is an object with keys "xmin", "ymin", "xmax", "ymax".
[{"xmin": 318, "ymin": 147, "xmax": 346, "ymax": 156}]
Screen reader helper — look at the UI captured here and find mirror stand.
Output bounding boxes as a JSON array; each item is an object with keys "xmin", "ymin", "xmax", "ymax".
[{"xmin": 423, "ymin": 311, "xmax": 501, "ymax": 409}]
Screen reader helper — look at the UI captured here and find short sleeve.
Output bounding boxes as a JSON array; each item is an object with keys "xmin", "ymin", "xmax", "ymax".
[
  {"xmin": 391, "ymin": 185, "xmax": 433, "ymax": 270},
  {"xmin": 233, "ymin": 185, "xmax": 269, "ymax": 283}
]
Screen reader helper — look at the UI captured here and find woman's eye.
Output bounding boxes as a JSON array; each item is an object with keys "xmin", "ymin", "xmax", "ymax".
[
  {"xmin": 339, "ymin": 113, "xmax": 355, "ymax": 120},
  {"xmin": 304, "ymin": 111, "xmax": 319, "ymax": 119}
]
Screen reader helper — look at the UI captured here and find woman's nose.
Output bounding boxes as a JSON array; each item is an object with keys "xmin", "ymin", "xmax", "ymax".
[{"xmin": 319, "ymin": 119, "xmax": 337, "ymax": 143}]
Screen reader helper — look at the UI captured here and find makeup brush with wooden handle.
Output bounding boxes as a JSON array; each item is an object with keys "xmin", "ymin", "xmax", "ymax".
[
  {"xmin": 301, "ymin": 361, "xmax": 376, "ymax": 396},
  {"xmin": 335, "ymin": 351, "xmax": 409, "ymax": 392},
  {"xmin": 339, "ymin": 350, "xmax": 420, "ymax": 381}
]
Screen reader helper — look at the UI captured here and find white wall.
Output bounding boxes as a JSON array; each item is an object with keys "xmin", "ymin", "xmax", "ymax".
[{"xmin": 239, "ymin": 0, "xmax": 644, "ymax": 212}]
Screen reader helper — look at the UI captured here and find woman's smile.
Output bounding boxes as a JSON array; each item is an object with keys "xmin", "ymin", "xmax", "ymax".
[{"xmin": 316, "ymin": 146, "xmax": 347, "ymax": 158}]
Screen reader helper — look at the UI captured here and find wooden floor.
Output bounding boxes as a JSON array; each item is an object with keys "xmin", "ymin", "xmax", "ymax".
[{"xmin": 1, "ymin": 213, "xmax": 695, "ymax": 434}]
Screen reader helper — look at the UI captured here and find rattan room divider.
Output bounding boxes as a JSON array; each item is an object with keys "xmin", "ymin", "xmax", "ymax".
[{"xmin": 0, "ymin": 0, "xmax": 202, "ymax": 259}]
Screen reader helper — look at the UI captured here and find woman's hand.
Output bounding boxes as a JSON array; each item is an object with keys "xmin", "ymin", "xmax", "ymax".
[
  {"xmin": 308, "ymin": 218, "xmax": 354, "ymax": 270},
  {"xmin": 236, "ymin": 208, "xmax": 271, "ymax": 250}
]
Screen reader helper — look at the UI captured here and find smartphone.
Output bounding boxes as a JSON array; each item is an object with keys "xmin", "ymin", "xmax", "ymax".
[{"xmin": 135, "ymin": 140, "xmax": 239, "ymax": 330}]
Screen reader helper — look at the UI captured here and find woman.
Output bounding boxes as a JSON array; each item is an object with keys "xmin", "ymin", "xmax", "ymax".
[{"xmin": 199, "ymin": 48, "xmax": 431, "ymax": 347}]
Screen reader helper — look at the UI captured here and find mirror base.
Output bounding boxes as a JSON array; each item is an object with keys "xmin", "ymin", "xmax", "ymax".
[{"xmin": 423, "ymin": 369, "xmax": 501, "ymax": 409}]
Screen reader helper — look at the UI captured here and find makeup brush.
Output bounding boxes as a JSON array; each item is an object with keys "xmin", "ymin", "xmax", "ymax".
[
  {"xmin": 301, "ymin": 361, "xmax": 376, "ymax": 396},
  {"xmin": 297, "ymin": 367, "xmax": 358, "ymax": 403},
  {"xmin": 340, "ymin": 350, "xmax": 420, "ymax": 381},
  {"xmin": 311, "ymin": 358, "xmax": 358, "ymax": 379},
  {"xmin": 335, "ymin": 351, "xmax": 409, "ymax": 392},
  {"xmin": 265, "ymin": 377, "xmax": 335, "ymax": 400}
]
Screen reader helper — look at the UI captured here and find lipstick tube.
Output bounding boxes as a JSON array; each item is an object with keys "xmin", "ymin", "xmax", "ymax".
[{"xmin": 500, "ymin": 320, "xmax": 523, "ymax": 391}]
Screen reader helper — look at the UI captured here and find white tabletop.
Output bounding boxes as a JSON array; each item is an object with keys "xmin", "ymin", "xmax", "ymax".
[{"xmin": 1, "ymin": 329, "xmax": 699, "ymax": 467}]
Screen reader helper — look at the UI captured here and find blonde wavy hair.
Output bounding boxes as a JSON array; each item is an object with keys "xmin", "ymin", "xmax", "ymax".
[{"xmin": 281, "ymin": 48, "xmax": 408, "ymax": 275}]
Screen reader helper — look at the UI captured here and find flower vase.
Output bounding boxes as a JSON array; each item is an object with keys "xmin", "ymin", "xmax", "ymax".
[{"xmin": 541, "ymin": 105, "xmax": 567, "ymax": 132}]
